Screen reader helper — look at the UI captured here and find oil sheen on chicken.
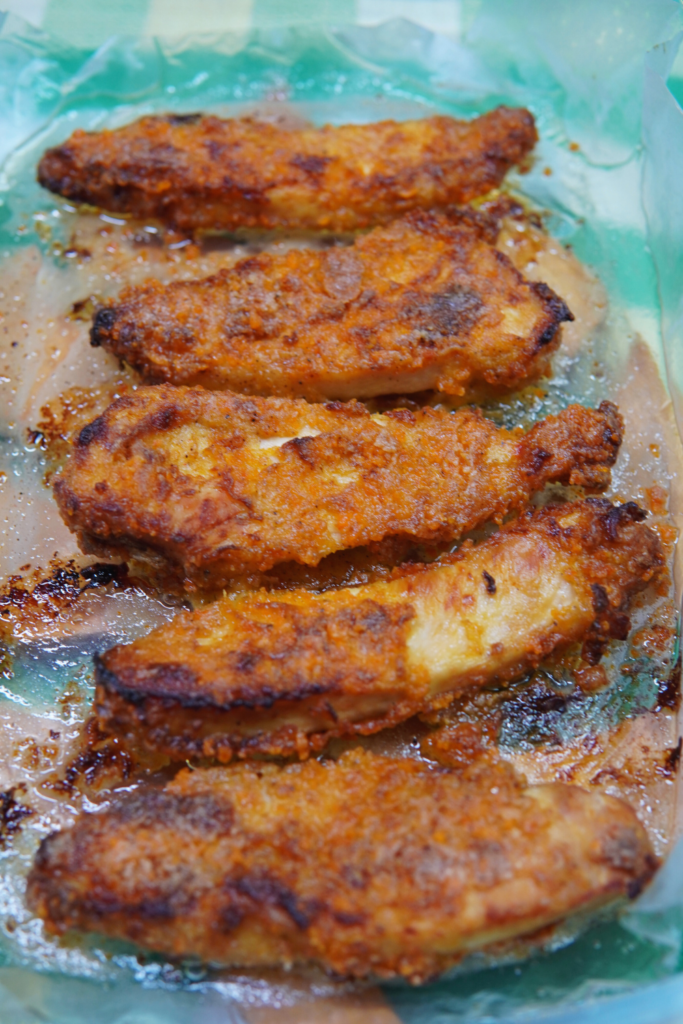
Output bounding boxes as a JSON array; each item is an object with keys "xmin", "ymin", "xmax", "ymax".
[
  {"xmin": 89, "ymin": 209, "xmax": 572, "ymax": 400},
  {"xmin": 54, "ymin": 386, "xmax": 622, "ymax": 589},
  {"xmin": 94, "ymin": 500, "xmax": 662, "ymax": 762},
  {"xmin": 37, "ymin": 108, "xmax": 537, "ymax": 232},
  {"xmin": 27, "ymin": 746, "xmax": 657, "ymax": 982}
]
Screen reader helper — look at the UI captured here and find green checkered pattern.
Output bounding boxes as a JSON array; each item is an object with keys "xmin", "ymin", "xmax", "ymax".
[{"xmin": 6, "ymin": 0, "xmax": 462, "ymax": 49}]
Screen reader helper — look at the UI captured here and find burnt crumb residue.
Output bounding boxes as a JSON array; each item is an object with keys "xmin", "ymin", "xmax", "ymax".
[
  {"xmin": 0, "ymin": 786, "xmax": 33, "ymax": 846},
  {"xmin": 68, "ymin": 295, "xmax": 99, "ymax": 322},
  {"xmin": 26, "ymin": 428, "xmax": 47, "ymax": 450},
  {"xmin": 0, "ymin": 558, "xmax": 135, "ymax": 641},
  {"xmin": 79, "ymin": 563, "xmax": 126, "ymax": 590},
  {"xmin": 498, "ymin": 678, "xmax": 585, "ymax": 747},
  {"xmin": 657, "ymin": 655, "xmax": 681, "ymax": 712},
  {"xmin": 48, "ymin": 717, "xmax": 135, "ymax": 795},
  {"xmin": 661, "ymin": 737, "xmax": 682, "ymax": 777},
  {"xmin": 90, "ymin": 306, "xmax": 117, "ymax": 347},
  {"xmin": 581, "ymin": 583, "xmax": 630, "ymax": 666},
  {"xmin": 482, "ymin": 570, "xmax": 496, "ymax": 595},
  {"xmin": 61, "ymin": 245, "xmax": 92, "ymax": 262}
]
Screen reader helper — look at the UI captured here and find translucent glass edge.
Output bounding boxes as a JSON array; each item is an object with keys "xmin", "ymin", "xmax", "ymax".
[{"xmin": 642, "ymin": 32, "xmax": 683, "ymax": 448}]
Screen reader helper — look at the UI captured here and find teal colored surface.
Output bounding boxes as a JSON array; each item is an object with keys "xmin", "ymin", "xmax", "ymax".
[
  {"xmin": 388, "ymin": 921, "xmax": 682, "ymax": 1022},
  {"xmin": 42, "ymin": 0, "xmax": 149, "ymax": 50},
  {"xmin": 643, "ymin": 31, "xmax": 683, "ymax": 441},
  {"xmin": 0, "ymin": 3, "xmax": 683, "ymax": 1022},
  {"xmin": 252, "ymin": 0, "xmax": 357, "ymax": 27}
]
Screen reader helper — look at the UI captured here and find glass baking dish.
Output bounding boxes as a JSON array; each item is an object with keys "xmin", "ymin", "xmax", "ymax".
[{"xmin": 0, "ymin": 3, "xmax": 682, "ymax": 1021}]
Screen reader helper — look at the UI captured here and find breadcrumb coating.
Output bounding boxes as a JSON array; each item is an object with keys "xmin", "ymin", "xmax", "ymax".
[
  {"xmin": 54, "ymin": 386, "xmax": 622, "ymax": 589},
  {"xmin": 89, "ymin": 208, "xmax": 571, "ymax": 400},
  {"xmin": 38, "ymin": 108, "xmax": 537, "ymax": 232},
  {"xmin": 94, "ymin": 499, "xmax": 662, "ymax": 762},
  {"xmin": 27, "ymin": 747, "xmax": 657, "ymax": 981}
]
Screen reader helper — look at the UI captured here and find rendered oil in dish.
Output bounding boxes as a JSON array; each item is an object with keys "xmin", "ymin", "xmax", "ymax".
[{"xmin": 0, "ymin": 114, "xmax": 680, "ymax": 1002}]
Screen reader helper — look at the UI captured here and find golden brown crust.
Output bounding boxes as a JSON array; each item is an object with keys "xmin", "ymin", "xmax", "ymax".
[
  {"xmin": 94, "ymin": 500, "xmax": 663, "ymax": 762},
  {"xmin": 26, "ymin": 747, "xmax": 657, "ymax": 981},
  {"xmin": 37, "ymin": 109, "xmax": 537, "ymax": 233},
  {"xmin": 53, "ymin": 385, "xmax": 622, "ymax": 589},
  {"xmin": 89, "ymin": 209, "xmax": 572, "ymax": 400}
]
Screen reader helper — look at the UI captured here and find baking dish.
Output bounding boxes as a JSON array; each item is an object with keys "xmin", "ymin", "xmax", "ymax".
[{"xmin": 0, "ymin": 3, "xmax": 682, "ymax": 1020}]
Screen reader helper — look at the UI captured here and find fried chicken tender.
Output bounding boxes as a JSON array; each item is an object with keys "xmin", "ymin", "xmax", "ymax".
[
  {"xmin": 37, "ymin": 108, "xmax": 537, "ymax": 233},
  {"xmin": 94, "ymin": 500, "xmax": 662, "ymax": 762},
  {"xmin": 90, "ymin": 209, "xmax": 572, "ymax": 400},
  {"xmin": 27, "ymin": 747, "xmax": 657, "ymax": 981},
  {"xmin": 54, "ymin": 386, "xmax": 622, "ymax": 589}
]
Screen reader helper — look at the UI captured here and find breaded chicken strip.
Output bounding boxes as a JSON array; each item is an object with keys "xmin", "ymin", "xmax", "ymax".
[
  {"xmin": 90, "ymin": 209, "xmax": 571, "ymax": 400},
  {"xmin": 27, "ymin": 747, "xmax": 657, "ymax": 981},
  {"xmin": 37, "ymin": 108, "xmax": 537, "ymax": 233},
  {"xmin": 54, "ymin": 386, "xmax": 622, "ymax": 589},
  {"xmin": 94, "ymin": 500, "xmax": 662, "ymax": 762}
]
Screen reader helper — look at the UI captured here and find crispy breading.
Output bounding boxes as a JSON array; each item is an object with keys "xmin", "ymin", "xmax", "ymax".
[
  {"xmin": 37, "ymin": 108, "xmax": 537, "ymax": 233},
  {"xmin": 53, "ymin": 385, "xmax": 622, "ymax": 589},
  {"xmin": 27, "ymin": 747, "xmax": 657, "ymax": 981},
  {"xmin": 89, "ymin": 209, "xmax": 572, "ymax": 400},
  {"xmin": 94, "ymin": 500, "xmax": 663, "ymax": 762}
]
